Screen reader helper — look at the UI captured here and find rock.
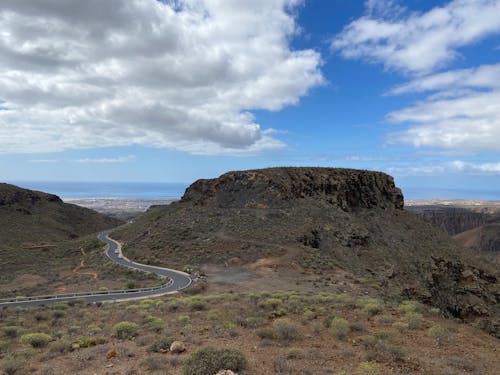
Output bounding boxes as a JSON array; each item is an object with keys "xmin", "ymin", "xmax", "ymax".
[
  {"xmin": 181, "ymin": 167, "xmax": 404, "ymax": 212},
  {"xmin": 71, "ymin": 343, "xmax": 80, "ymax": 350},
  {"xmin": 215, "ymin": 371, "xmax": 237, "ymax": 375},
  {"xmin": 106, "ymin": 348, "xmax": 117, "ymax": 359},
  {"xmin": 169, "ymin": 340, "xmax": 186, "ymax": 353}
]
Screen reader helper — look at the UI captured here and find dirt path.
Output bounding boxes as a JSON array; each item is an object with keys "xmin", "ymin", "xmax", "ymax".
[{"xmin": 71, "ymin": 247, "xmax": 98, "ymax": 279}]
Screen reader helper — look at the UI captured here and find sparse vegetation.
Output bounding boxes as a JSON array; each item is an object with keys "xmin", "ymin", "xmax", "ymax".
[
  {"xmin": 113, "ymin": 321, "xmax": 139, "ymax": 339},
  {"xmin": 19, "ymin": 333, "xmax": 52, "ymax": 348},
  {"xmin": 183, "ymin": 347, "xmax": 246, "ymax": 375}
]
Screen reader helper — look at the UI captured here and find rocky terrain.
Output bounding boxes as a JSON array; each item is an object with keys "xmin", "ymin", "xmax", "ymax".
[{"xmin": 114, "ymin": 167, "xmax": 500, "ymax": 338}]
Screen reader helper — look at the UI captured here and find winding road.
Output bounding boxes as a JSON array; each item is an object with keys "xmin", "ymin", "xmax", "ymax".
[{"xmin": 0, "ymin": 230, "xmax": 192, "ymax": 308}]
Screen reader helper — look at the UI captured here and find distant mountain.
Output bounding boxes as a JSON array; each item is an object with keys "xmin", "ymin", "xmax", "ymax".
[
  {"xmin": 114, "ymin": 167, "xmax": 500, "ymax": 337},
  {"xmin": 0, "ymin": 183, "xmax": 121, "ymax": 246}
]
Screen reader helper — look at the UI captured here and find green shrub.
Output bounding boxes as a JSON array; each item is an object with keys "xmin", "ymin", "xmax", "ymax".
[
  {"xmin": 1, "ymin": 357, "xmax": 24, "ymax": 375},
  {"xmin": 258, "ymin": 298, "xmax": 282, "ymax": 309},
  {"xmin": 428, "ymin": 325, "xmax": 449, "ymax": 345},
  {"xmin": 273, "ymin": 318, "xmax": 299, "ymax": 341},
  {"xmin": 113, "ymin": 321, "xmax": 139, "ymax": 339},
  {"xmin": 0, "ymin": 339, "xmax": 9, "ymax": 353},
  {"xmin": 183, "ymin": 347, "xmax": 246, "ymax": 375},
  {"xmin": 331, "ymin": 317, "xmax": 350, "ymax": 339},
  {"xmin": 20, "ymin": 333, "xmax": 53, "ymax": 348},
  {"xmin": 256, "ymin": 327, "xmax": 275, "ymax": 340},
  {"xmin": 48, "ymin": 339, "xmax": 71, "ymax": 355},
  {"xmin": 125, "ymin": 281, "xmax": 136, "ymax": 289},
  {"xmin": 268, "ymin": 308, "xmax": 287, "ymax": 318},
  {"xmin": 148, "ymin": 336, "xmax": 176, "ymax": 353},
  {"xmin": 2, "ymin": 326, "xmax": 21, "ymax": 338},
  {"xmin": 405, "ymin": 312, "xmax": 423, "ymax": 330},
  {"xmin": 363, "ymin": 301, "xmax": 384, "ymax": 316},
  {"xmin": 398, "ymin": 300, "xmax": 421, "ymax": 314},
  {"xmin": 392, "ymin": 321, "xmax": 408, "ymax": 332}
]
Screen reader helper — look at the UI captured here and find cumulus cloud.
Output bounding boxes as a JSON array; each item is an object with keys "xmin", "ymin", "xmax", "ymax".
[
  {"xmin": 0, "ymin": 0, "xmax": 323, "ymax": 154},
  {"xmin": 387, "ymin": 63, "xmax": 500, "ymax": 151},
  {"xmin": 332, "ymin": 0, "xmax": 500, "ymax": 74}
]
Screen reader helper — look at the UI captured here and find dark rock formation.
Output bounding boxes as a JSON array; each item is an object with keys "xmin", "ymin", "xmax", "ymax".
[{"xmin": 181, "ymin": 167, "xmax": 404, "ymax": 211}]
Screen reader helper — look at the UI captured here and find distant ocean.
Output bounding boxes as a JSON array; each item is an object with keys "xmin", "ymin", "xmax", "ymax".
[
  {"xmin": 5, "ymin": 181, "xmax": 500, "ymax": 201},
  {"xmin": 402, "ymin": 187, "xmax": 500, "ymax": 201},
  {"xmin": 7, "ymin": 181, "xmax": 188, "ymax": 199}
]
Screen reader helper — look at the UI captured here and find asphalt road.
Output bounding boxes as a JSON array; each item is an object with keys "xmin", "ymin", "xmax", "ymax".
[{"xmin": 0, "ymin": 230, "xmax": 192, "ymax": 308}]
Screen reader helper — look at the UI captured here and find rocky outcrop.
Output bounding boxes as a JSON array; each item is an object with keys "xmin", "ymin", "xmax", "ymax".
[
  {"xmin": 181, "ymin": 167, "xmax": 403, "ymax": 211},
  {"xmin": 0, "ymin": 183, "xmax": 62, "ymax": 206}
]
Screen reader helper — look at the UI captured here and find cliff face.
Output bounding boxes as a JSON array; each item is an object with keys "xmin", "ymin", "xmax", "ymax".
[
  {"xmin": 181, "ymin": 167, "xmax": 404, "ymax": 211},
  {"xmin": 406, "ymin": 205, "xmax": 488, "ymax": 235}
]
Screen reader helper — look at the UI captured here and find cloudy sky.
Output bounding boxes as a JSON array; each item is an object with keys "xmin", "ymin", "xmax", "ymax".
[{"xmin": 2, "ymin": 0, "xmax": 500, "ymax": 198}]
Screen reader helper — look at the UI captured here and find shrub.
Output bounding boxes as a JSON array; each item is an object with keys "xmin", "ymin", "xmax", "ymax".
[
  {"xmin": 48, "ymin": 339, "xmax": 71, "ymax": 355},
  {"xmin": 183, "ymin": 347, "xmax": 246, "ymax": 375},
  {"xmin": 363, "ymin": 301, "xmax": 384, "ymax": 316},
  {"xmin": 268, "ymin": 308, "xmax": 287, "ymax": 318},
  {"xmin": 405, "ymin": 312, "xmax": 422, "ymax": 330},
  {"xmin": 331, "ymin": 317, "xmax": 350, "ymax": 339},
  {"xmin": 0, "ymin": 339, "xmax": 9, "ymax": 353},
  {"xmin": 114, "ymin": 321, "xmax": 139, "ymax": 339},
  {"xmin": 141, "ymin": 354, "xmax": 168, "ymax": 371},
  {"xmin": 428, "ymin": 325, "xmax": 449, "ymax": 345},
  {"xmin": 398, "ymin": 300, "xmax": 421, "ymax": 314},
  {"xmin": 259, "ymin": 298, "xmax": 282, "ymax": 309},
  {"xmin": 125, "ymin": 281, "xmax": 136, "ymax": 289},
  {"xmin": 20, "ymin": 333, "xmax": 53, "ymax": 348},
  {"xmin": 356, "ymin": 361, "xmax": 381, "ymax": 375},
  {"xmin": 392, "ymin": 321, "xmax": 408, "ymax": 332},
  {"xmin": 148, "ymin": 336, "xmax": 176, "ymax": 353},
  {"xmin": 1, "ymin": 357, "xmax": 24, "ymax": 375},
  {"xmin": 273, "ymin": 318, "xmax": 299, "ymax": 341},
  {"xmin": 256, "ymin": 327, "xmax": 275, "ymax": 340},
  {"xmin": 2, "ymin": 326, "xmax": 21, "ymax": 338}
]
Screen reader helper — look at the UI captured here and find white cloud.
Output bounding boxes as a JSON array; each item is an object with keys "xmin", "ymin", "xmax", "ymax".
[
  {"xmin": 386, "ymin": 63, "xmax": 500, "ymax": 151},
  {"xmin": 389, "ymin": 63, "xmax": 500, "ymax": 94},
  {"xmin": 386, "ymin": 160, "xmax": 500, "ymax": 175},
  {"xmin": 0, "ymin": 0, "xmax": 323, "ymax": 155},
  {"xmin": 332, "ymin": 0, "xmax": 500, "ymax": 74},
  {"xmin": 75, "ymin": 155, "xmax": 135, "ymax": 163}
]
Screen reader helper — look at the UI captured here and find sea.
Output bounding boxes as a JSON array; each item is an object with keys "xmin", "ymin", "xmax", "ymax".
[
  {"xmin": 6, "ymin": 181, "xmax": 500, "ymax": 201},
  {"xmin": 7, "ymin": 181, "xmax": 188, "ymax": 199}
]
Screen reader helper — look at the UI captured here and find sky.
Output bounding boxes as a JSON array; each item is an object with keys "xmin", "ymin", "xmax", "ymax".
[{"xmin": 1, "ymin": 0, "xmax": 500, "ymax": 198}]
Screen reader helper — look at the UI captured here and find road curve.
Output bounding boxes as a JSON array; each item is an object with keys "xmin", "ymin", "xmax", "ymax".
[{"xmin": 0, "ymin": 230, "xmax": 192, "ymax": 308}]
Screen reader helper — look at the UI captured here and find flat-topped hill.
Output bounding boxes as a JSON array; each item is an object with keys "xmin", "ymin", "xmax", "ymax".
[
  {"xmin": 115, "ymin": 167, "xmax": 500, "ymax": 337},
  {"xmin": 181, "ymin": 167, "xmax": 404, "ymax": 211}
]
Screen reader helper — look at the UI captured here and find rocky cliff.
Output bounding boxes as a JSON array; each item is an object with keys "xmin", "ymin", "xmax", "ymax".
[{"xmin": 181, "ymin": 167, "xmax": 404, "ymax": 211}]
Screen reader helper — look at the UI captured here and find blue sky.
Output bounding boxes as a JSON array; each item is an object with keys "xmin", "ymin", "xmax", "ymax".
[{"xmin": 1, "ymin": 0, "xmax": 500, "ymax": 199}]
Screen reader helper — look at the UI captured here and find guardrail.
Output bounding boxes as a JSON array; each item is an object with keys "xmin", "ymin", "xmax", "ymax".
[{"xmin": 0, "ymin": 279, "xmax": 174, "ymax": 304}]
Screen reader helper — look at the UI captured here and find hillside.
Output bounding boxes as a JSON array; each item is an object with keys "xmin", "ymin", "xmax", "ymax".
[
  {"xmin": 0, "ymin": 183, "xmax": 157, "ymax": 297},
  {"xmin": 0, "ymin": 183, "xmax": 121, "ymax": 245},
  {"xmin": 113, "ymin": 167, "xmax": 500, "ymax": 337}
]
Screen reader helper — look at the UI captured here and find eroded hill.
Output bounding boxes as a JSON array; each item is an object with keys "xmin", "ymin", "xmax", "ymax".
[
  {"xmin": 0, "ymin": 183, "xmax": 157, "ymax": 297},
  {"xmin": 114, "ymin": 168, "xmax": 500, "ymax": 337}
]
